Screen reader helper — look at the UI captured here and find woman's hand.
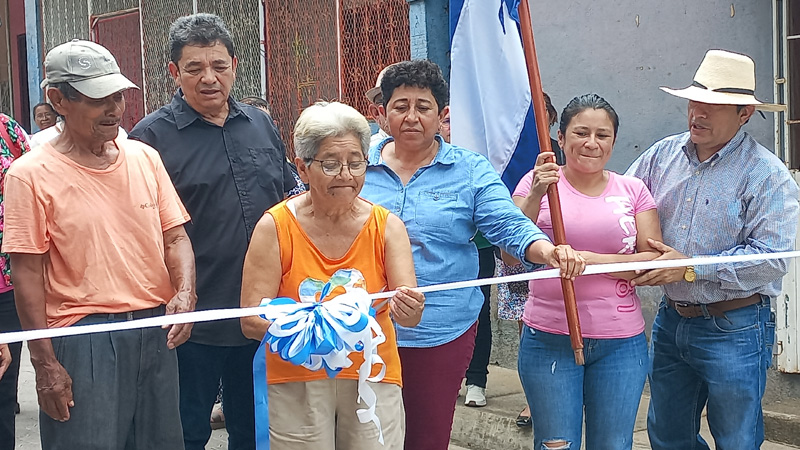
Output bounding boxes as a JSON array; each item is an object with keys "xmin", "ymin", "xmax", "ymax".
[
  {"xmin": 390, "ymin": 286, "xmax": 425, "ymax": 328},
  {"xmin": 529, "ymin": 152, "xmax": 560, "ymax": 199},
  {"xmin": 544, "ymin": 244, "xmax": 586, "ymax": 280}
]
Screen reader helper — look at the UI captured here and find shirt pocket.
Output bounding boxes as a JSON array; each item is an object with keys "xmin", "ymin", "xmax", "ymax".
[
  {"xmin": 415, "ymin": 191, "xmax": 457, "ymax": 228},
  {"xmin": 704, "ymin": 197, "xmax": 744, "ymax": 231},
  {"xmin": 247, "ymin": 147, "xmax": 284, "ymax": 190}
]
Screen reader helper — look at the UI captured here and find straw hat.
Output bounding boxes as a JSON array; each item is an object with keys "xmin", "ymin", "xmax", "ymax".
[
  {"xmin": 660, "ymin": 49, "xmax": 785, "ymax": 112},
  {"xmin": 364, "ymin": 64, "xmax": 397, "ymax": 104}
]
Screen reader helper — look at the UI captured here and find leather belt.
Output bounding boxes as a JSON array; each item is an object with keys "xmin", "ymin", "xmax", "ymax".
[
  {"xmin": 666, "ymin": 294, "xmax": 762, "ymax": 319},
  {"xmin": 93, "ymin": 304, "xmax": 166, "ymax": 322}
]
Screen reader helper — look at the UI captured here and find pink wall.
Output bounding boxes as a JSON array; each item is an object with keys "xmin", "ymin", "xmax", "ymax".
[{"xmin": 9, "ymin": 0, "xmax": 28, "ymax": 129}]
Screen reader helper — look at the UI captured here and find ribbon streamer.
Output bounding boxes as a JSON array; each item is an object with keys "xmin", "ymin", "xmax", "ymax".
[
  {"xmin": 2, "ymin": 250, "xmax": 800, "ymax": 344},
  {"xmin": 256, "ymin": 269, "xmax": 387, "ymax": 444}
]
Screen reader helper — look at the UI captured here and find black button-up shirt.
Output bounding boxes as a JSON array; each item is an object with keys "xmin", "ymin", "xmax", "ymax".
[{"xmin": 130, "ymin": 90, "xmax": 294, "ymax": 346}]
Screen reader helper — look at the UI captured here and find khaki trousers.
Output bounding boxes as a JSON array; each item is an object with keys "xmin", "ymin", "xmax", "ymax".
[{"xmin": 268, "ymin": 379, "xmax": 404, "ymax": 450}]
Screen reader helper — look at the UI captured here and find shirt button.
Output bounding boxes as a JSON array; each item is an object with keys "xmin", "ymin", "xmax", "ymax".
[
  {"xmin": 681, "ymin": 225, "xmax": 687, "ymax": 230},
  {"xmin": 686, "ymin": 198, "xmax": 692, "ymax": 202},
  {"xmin": 711, "ymin": 162, "xmax": 716, "ymax": 166}
]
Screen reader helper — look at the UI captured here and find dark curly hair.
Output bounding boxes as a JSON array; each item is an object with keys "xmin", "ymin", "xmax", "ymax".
[
  {"xmin": 379, "ymin": 60, "xmax": 449, "ymax": 113},
  {"xmin": 559, "ymin": 93, "xmax": 619, "ymax": 137},
  {"xmin": 169, "ymin": 13, "xmax": 235, "ymax": 65}
]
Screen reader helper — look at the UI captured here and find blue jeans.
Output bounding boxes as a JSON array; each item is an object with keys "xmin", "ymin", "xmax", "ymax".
[
  {"xmin": 518, "ymin": 326, "xmax": 648, "ymax": 450},
  {"xmin": 647, "ymin": 296, "xmax": 774, "ymax": 450},
  {"xmin": 178, "ymin": 341, "xmax": 259, "ymax": 450}
]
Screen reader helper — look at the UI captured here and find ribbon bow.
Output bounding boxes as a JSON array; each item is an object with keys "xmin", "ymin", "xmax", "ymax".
[{"xmin": 255, "ymin": 269, "xmax": 388, "ymax": 446}]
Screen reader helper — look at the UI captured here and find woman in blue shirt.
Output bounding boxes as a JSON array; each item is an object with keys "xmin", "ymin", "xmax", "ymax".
[{"xmin": 360, "ymin": 59, "xmax": 585, "ymax": 450}]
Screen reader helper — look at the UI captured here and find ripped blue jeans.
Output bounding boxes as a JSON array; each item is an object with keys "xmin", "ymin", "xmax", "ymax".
[{"xmin": 518, "ymin": 326, "xmax": 648, "ymax": 450}]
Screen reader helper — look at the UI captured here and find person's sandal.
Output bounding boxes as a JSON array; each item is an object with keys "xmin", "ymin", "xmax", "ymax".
[{"xmin": 515, "ymin": 409, "xmax": 532, "ymax": 428}]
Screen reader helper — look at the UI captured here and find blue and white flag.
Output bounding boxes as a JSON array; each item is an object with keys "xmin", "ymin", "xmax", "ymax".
[{"xmin": 449, "ymin": 0, "xmax": 542, "ymax": 191}]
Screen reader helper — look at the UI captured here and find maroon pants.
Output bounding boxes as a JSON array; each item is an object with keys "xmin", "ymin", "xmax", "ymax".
[{"xmin": 399, "ymin": 323, "xmax": 478, "ymax": 450}]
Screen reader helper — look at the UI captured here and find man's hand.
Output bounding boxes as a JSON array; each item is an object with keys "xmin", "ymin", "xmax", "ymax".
[
  {"xmin": 0, "ymin": 344, "xmax": 11, "ymax": 380},
  {"xmin": 630, "ymin": 238, "xmax": 688, "ymax": 286},
  {"xmin": 545, "ymin": 244, "xmax": 586, "ymax": 280},
  {"xmin": 164, "ymin": 289, "xmax": 196, "ymax": 349},
  {"xmin": 34, "ymin": 359, "xmax": 74, "ymax": 422},
  {"xmin": 390, "ymin": 287, "xmax": 425, "ymax": 328}
]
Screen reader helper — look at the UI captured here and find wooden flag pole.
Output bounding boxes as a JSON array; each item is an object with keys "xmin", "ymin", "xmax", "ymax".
[{"xmin": 517, "ymin": 0, "xmax": 585, "ymax": 365}]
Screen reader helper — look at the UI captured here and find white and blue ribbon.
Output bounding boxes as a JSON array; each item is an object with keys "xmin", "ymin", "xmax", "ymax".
[
  {"xmin": 3, "ymin": 252, "xmax": 800, "ymax": 346},
  {"xmin": 4, "ymin": 252, "xmax": 800, "ymax": 449},
  {"xmin": 253, "ymin": 336, "xmax": 271, "ymax": 450},
  {"xmin": 255, "ymin": 269, "xmax": 387, "ymax": 446}
]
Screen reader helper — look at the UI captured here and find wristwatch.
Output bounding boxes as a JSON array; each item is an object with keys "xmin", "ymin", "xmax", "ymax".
[{"xmin": 684, "ymin": 266, "xmax": 696, "ymax": 283}]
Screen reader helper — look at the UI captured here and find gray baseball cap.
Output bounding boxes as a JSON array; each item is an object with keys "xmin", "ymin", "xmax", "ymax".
[{"xmin": 41, "ymin": 39, "xmax": 138, "ymax": 99}]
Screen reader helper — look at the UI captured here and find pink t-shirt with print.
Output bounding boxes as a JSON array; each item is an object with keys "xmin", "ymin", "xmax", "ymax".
[{"xmin": 513, "ymin": 169, "xmax": 656, "ymax": 338}]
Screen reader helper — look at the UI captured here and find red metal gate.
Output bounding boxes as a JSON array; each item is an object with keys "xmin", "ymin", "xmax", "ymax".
[
  {"xmin": 264, "ymin": 0, "xmax": 410, "ymax": 157},
  {"xmin": 92, "ymin": 10, "xmax": 146, "ymax": 132}
]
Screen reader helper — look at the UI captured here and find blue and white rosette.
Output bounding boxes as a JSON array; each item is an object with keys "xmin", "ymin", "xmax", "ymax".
[{"xmin": 254, "ymin": 269, "xmax": 387, "ymax": 446}]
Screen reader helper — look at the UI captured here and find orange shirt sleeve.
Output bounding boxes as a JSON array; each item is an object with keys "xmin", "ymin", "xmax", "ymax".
[{"xmin": 2, "ymin": 172, "xmax": 49, "ymax": 254}]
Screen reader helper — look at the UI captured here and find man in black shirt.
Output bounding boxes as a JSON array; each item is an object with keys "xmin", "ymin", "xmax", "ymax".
[{"xmin": 129, "ymin": 13, "xmax": 294, "ymax": 450}]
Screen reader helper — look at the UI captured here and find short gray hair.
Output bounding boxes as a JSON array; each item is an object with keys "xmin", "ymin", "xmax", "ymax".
[
  {"xmin": 50, "ymin": 82, "xmax": 82, "ymax": 102},
  {"xmin": 294, "ymin": 102, "xmax": 371, "ymax": 160},
  {"xmin": 169, "ymin": 13, "xmax": 235, "ymax": 65}
]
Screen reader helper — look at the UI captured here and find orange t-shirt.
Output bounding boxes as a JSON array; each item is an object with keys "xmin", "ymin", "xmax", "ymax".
[
  {"xmin": 2, "ymin": 137, "xmax": 191, "ymax": 328},
  {"xmin": 266, "ymin": 197, "xmax": 402, "ymax": 386}
]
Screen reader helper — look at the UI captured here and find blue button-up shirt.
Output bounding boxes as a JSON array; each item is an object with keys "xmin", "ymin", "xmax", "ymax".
[
  {"xmin": 626, "ymin": 130, "xmax": 799, "ymax": 304},
  {"xmin": 361, "ymin": 136, "xmax": 550, "ymax": 347}
]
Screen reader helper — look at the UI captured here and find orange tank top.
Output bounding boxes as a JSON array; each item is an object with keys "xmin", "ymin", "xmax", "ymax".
[{"xmin": 265, "ymin": 196, "xmax": 402, "ymax": 386}]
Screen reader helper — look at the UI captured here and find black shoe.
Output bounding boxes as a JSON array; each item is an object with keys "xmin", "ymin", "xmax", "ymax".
[
  {"xmin": 14, "ymin": 402, "xmax": 20, "ymax": 414},
  {"xmin": 515, "ymin": 410, "xmax": 531, "ymax": 428}
]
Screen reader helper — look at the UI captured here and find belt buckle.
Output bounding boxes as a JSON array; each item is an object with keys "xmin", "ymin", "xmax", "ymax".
[
  {"xmin": 126, "ymin": 311, "xmax": 134, "ymax": 321},
  {"xmin": 675, "ymin": 302, "xmax": 691, "ymax": 308}
]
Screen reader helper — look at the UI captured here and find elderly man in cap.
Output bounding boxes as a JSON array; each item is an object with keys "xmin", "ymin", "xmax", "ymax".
[
  {"xmin": 3, "ymin": 39, "xmax": 196, "ymax": 449},
  {"xmin": 626, "ymin": 49, "xmax": 799, "ymax": 449},
  {"xmin": 129, "ymin": 13, "xmax": 296, "ymax": 450}
]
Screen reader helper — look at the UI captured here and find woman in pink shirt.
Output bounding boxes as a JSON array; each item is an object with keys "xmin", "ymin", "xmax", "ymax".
[{"xmin": 512, "ymin": 94, "xmax": 663, "ymax": 450}]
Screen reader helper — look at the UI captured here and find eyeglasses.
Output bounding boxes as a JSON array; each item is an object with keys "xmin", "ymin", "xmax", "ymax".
[{"xmin": 308, "ymin": 159, "xmax": 368, "ymax": 176}]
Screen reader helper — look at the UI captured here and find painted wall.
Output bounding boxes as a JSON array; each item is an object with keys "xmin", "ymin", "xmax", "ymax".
[
  {"xmin": 408, "ymin": 0, "xmax": 450, "ymax": 78},
  {"xmin": 9, "ymin": 0, "xmax": 28, "ymax": 129},
  {"xmin": 24, "ymin": 0, "xmax": 43, "ymax": 128},
  {"xmin": 526, "ymin": 0, "xmax": 776, "ymax": 173}
]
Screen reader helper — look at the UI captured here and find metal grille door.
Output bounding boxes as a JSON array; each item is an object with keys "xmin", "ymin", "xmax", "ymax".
[
  {"xmin": 340, "ymin": 0, "xmax": 410, "ymax": 118},
  {"xmin": 93, "ymin": 11, "xmax": 146, "ymax": 131},
  {"xmin": 264, "ymin": 0, "xmax": 341, "ymax": 158}
]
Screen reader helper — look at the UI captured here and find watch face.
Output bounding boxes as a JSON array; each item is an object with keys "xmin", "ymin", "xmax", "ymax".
[{"xmin": 684, "ymin": 269, "xmax": 696, "ymax": 282}]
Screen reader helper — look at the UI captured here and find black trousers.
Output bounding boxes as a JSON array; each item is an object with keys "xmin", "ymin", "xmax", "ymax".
[
  {"xmin": 0, "ymin": 290, "xmax": 21, "ymax": 450},
  {"xmin": 465, "ymin": 246, "xmax": 496, "ymax": 388},
  {"xmin": 178, "ymin": 341, "xmax": 258, "ymax": 450}
]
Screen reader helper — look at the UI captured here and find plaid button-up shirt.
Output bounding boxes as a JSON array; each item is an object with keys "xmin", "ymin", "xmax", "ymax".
[{"xmin": 626, "ymin": 129, "xmax": 799, "ymax": 304}]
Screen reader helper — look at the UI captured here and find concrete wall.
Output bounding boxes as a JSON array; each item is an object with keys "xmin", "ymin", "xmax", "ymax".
[
  {"xmin": 408, "ymin": 0, "xmax": 450, "ymax": 74},
  {"xmin": 9, "ymin": 0, "xmax": 28, "ymax": 129},
  {"xmin": 481, "ymin": 0, "xmax": 800, "ymax": 402},
  {"xmin": 526, "ymin": 0, "xmax": 777, "ymax": 173}
]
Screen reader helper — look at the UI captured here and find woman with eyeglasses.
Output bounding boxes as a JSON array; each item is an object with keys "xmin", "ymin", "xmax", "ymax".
[
  {"xmin": 240, "ymin": 101, "xmax": 425, "ymax": 449},
  {"xmin": 359, "ymin": 59, "xmax": 586, "ymax": 450}
]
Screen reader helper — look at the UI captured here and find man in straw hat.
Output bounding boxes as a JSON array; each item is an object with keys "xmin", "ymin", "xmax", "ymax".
[
  {"xmin": 626, "ymin": 49, "xmax": 799, "ymax": 449},
  {"xmin": 2, "ymin": 39, "xmax": 196, "ymax": 449},
  {"xmin": 365, "ymin": 64, "xmax": 395, "ymax": 148}
]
